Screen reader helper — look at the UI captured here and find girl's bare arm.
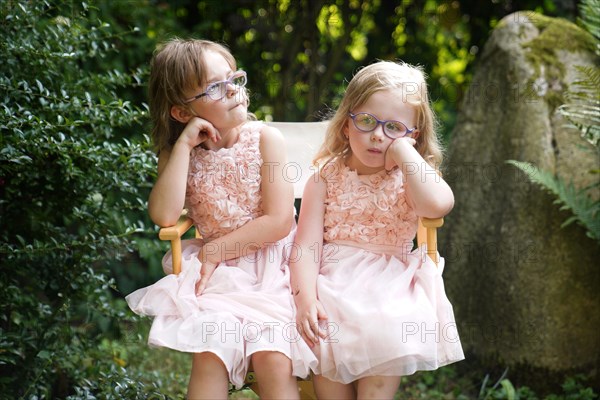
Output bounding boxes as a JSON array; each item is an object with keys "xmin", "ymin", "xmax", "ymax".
[
  {"xmin": 290, "ymin": 174, "xmax": 328, "ymax": 346},
  {"xmin": 148, "ymin": 117, "xmax": 220, "ymax": 227},
  {"xmin": 198, "ymin": 125, "xmax": 295, "ymax": 264},
  {"xmin": 386, "ymin": 138, "xmax": 454, "ymax": 218}
]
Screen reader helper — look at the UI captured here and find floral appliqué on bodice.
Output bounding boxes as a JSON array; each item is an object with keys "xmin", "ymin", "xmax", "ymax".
[
  {"xmin": 323, "ymin": 161, "xmax": 418, "ymax": 247},
  {"xmin": 185, "ymin": 121, "xmax": 264, "ymax": 241}
]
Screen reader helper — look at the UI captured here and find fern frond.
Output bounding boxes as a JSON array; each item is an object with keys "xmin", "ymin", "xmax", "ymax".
[
  {"xmin": 558, "ymin": 64, "xmax": 600, "ymax": 146},
  {"xmin": 579, "ymin": 0, "xmax": 600, "ymax": 48},
  {"xmin": 565, "ymin": 66, "xmax": 600, "ymax": 102},
  {"xmin": 558, "ymin": 104, "xmax": 600, "ymax": 147},
  {"xmin": 558, "ymin": 104, "xmax": 600, "ymax": 123},
  {"xmin": 573, "ymin": 65, "xmax": 600, "ymax": 93},
  {"xmin": 506, "ymin": 160, "xmax": 600, "ymax": 242}
]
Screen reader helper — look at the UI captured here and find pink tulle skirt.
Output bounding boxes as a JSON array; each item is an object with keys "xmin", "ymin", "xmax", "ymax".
[
  {"xmin": 307, "ymin": 242, "xmax": 464, "ymax": 384},
  {"xmin": 126, "ymin": 227, "xmax": 316, "ymax": 389}
]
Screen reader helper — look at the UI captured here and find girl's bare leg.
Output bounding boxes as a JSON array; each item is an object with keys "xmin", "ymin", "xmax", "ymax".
[
  {"xmin": 251, "ymin": 351, "xmax": 300, "ymax": 400},
  {"xmin": 313, "ymin": 374, "xmax": 356, "ymax": 399},
  {"xmin": 356, "ymin": 375, "xmax": 401, "ymax": 400},
  {"xmin": 187, "ymin": 352, "xmax": 229, "ymax": 400}
]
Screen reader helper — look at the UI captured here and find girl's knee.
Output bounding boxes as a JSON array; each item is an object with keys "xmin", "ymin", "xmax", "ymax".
[
  {"xmin": 313, "ymin": 375, "xmax": 356, "ymax": 399},
  {"xmin": 356, "ymin": 376, "xmax": 401, "ymax": 399},
  {"xmin": 251, "ymin": 351, "xmax": 299, "ymax": 398},
  {"xmin": 193, "ymin": 351, "xmax": 223, "ymax": 364},
  {"xmin": 251, "ymin": 351, "xmax": 292, "ymax": 374},
  {"xmin": 188, "ymin": 352, "xmax": 229, "ymax": 399},
  {"xmin": 191, "ymin": 352, "xmax": 227, "ymax": 375}
]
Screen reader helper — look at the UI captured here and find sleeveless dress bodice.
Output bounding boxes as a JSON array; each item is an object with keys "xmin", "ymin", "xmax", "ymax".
[
  {"xmin": 185, "ymin": 121, "xmax": 264, "ymax": 241},
  {"xmin": 322, "ymin": 162, "xmax": 417, "ymax": 248}
]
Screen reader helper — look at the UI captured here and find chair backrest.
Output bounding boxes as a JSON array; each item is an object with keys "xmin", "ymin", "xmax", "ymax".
[
  {"xmin": 266, "ymin": 121, "xmax": 329, "ymax": 199},
  {"xmin": 159, "ymin": 121, "xmax": 441, "ymax": 274},
  {"xmin": 266, "ymin": 121, "xmax": 441, "ymax": 262}
]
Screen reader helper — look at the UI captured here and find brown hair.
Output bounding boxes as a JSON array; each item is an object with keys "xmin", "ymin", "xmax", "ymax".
[
  {"xmin": 315, "ymin": 61, "xmax": 443, "ymax": 170},
  {"xmin": 148, "ymin": 38, "xmax": 237, "ymax": 152}
]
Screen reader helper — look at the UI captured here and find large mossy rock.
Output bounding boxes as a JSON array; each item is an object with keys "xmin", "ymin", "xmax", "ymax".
[{"xmin": 442, "ymin": 11, "xmax": 600, "ymax": 387}]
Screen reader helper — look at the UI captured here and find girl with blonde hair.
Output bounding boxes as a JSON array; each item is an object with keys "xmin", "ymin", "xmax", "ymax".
[{"xmin": 290, "ymin": 61, "xmax": 464, "ymax": 399}]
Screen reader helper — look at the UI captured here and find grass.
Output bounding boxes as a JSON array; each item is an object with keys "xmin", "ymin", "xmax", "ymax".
[{"xmin": 119, "ymin": 318, "xmax": 597, "ymax": 399}]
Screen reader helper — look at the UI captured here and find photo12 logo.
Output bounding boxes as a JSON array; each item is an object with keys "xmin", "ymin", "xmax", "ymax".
[{"xmin": 197, "ymin": 321, "xmax": 340, "ymax": 344}]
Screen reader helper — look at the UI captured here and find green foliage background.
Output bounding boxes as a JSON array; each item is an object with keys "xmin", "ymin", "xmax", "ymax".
[
  {"xmin": 0, "ymin": 1, "xmax": 161, "ymax": 398},
  {"xmin": 1, "ymin": 0, "xmax": 593, "ymax": 399}
]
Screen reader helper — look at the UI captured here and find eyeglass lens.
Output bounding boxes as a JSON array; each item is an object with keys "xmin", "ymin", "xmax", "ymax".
[
  {"xmin": 206, "ymin": 73, "xmax": 247, "ymax": 100},
  {"xmin": 353, "ymin": 113, "xmax": 409, "ymax": 138}
]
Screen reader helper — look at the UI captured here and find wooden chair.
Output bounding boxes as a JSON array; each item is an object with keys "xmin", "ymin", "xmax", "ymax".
[{"xmin": 157, "ymin": 121, "xmax": 443, "ymax": 399}]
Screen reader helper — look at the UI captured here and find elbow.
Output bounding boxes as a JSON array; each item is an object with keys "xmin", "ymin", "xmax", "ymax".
[
  {"xmin": 438, "ymin": 196, "xmax": 455, "ymax": 217},
  {"xmin": 150, "ymin": 215, "xmax": 178, "ymax": 228},
  {"xmin": 149, "ymin": 207, "xmax": 182, "ymax": 228},
  {"xmin": 421, "ymin": 193, "xmax": 454, "ymax": 219},
  {"xmin": 153, "ymin": 217, "xmax": 180, "ymax": 228},
  {"xmin": 433, "ymin": 186, "xmax": 454, "ymax": 217}
]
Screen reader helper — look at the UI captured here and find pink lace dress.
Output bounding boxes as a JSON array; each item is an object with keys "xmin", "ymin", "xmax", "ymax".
[
  {"xmin": 126, "ymin": 121, "xmax": 314, "ymax": 388},
  {"xmin": 308, "ymin": 161, "xmax": 464, "ymax": 383}
]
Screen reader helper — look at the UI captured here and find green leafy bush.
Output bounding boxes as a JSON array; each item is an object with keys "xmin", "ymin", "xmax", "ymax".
[{"xmin": 0, "ymin": 1, "xmax": 157, "ymax": 397}]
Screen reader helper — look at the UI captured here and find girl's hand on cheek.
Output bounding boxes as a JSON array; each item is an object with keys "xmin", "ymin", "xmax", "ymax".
[
  {"xmin": 178, "ymin": 117, "xmax": 221, "ymax": 150},
  {"xmin": 385, "ymin": 137, "xmax": 416, "ymax": 170}
]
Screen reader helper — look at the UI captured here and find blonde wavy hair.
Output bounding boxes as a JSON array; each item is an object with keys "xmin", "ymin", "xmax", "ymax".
[
  {"xmin": 314, "ymin": 60, "xmax": 443, "ymax": 170},
  {"xmin": 148, "ymin": 38, "xmax": 246, "ymax": 152}
]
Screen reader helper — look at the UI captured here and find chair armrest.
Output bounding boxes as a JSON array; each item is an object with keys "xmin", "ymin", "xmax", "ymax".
[
  {"xmin": 421, "ymin": 217, "xmax": 444, "ymax": 229},
  {"xmin": 157, "ymin": 213, "xmax": 195, "ymax": 275},
  {"xmin": 158, "ymin": 216, "xmax": 194, "ymax": 240},
  {"xmin": 417, "ymin": 217, "xmax": 444, "ymax": 266}
]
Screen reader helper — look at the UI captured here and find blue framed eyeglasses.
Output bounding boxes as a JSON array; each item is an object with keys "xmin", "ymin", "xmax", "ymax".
[
  {"xmin": 348, "ymin": 112, "xmax": 416, "ymax": 139},
  {"xmin": 185, "ymin": 70, "xmax": 247, "ymax": 103}
]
